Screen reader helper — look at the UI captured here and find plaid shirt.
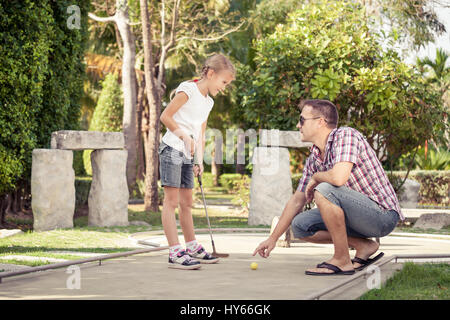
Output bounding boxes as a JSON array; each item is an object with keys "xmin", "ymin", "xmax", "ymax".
[{"xmin": 297, "ymin": 127, "xmax": 404, "ymax": 220}]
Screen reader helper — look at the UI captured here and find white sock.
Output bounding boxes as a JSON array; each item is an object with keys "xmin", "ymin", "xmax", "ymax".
[
  {"xmin": 169, "ymin": 244, "xmax": 183, "ymax": 258},
  {"xmin": 186, "ymin": 240, "xmax": 200, "ymax": 252}
]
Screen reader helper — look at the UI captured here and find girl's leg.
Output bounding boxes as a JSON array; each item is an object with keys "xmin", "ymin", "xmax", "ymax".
[
  {"xmin": 161, "ymin": 186, "xmax": 180, "ymax": 246},
  {"xmin": 179, "ymin": 186, "xmax": 219, "ymax": 263},
  {"xmin": 178, "ymin": 187, "xmax": 196, "ymax": 243}
]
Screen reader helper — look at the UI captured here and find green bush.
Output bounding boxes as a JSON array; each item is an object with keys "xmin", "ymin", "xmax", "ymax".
[
  {"xmin": 0, "ymin": 1, "xmax": 52, "ymax": 194},
  {"xmin": 219, "ymin": 174, "xmax": 246, "ymax": 192},
  {"xmin": 389, "ymin": 170, "xmax": 450, "ymax": 206},
  {"xmin": 234, "ymin": 0, "xmax": 448, "ymax": 165},
  {"xmin": 35, "ymin": 0, "xmax": 90, "ymax": 149},
  {"xmin": 75, "ymin": 177, "xmax": 92, "ymax": 209},
  {"xmin": 0, "ymin": 0, "xmax": 90, "ymax": 196},
  {"xmin": 134, "ymin": 179, "xmax": 164, "ymax": 205},
  {"xmin": 231, "ymin": 175, "xmax": 251, "ymax": 213},
  {"xmin": 83, "ymin": 73, "xmax": 123, "ymax": 175},
  {"xmin": 193, "ymin": 172, "xmax": 215, "ymax": 189},
  {"xmin": 398, "ymin": 146, "xmax": 450, "ymax": 171},
  {"xmin": 291, "ymin": 173, "xmax": 303, "ymax": 191},
  {"xmin": 73, "ymin": 150, "xmax": 87, "ymax": 176}
]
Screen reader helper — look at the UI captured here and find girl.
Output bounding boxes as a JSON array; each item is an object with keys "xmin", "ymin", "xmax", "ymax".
[{"xmin": 159, "ymin": 54, "xmax": 235, "ymax": 270}]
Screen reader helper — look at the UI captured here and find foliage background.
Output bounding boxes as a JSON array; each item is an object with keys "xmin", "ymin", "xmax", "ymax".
[{"xmin": 0, "ymin": 0, "xmax": 90, "ymax": 196}]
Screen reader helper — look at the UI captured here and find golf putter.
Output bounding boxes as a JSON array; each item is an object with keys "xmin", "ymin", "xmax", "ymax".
[
  {"xmin": 197, "ymin": 173, "xmax": 229, "ymax": 258},
  {"xmin": 190, "ymin": 135, "xmax": 229, "ymax": 258}
]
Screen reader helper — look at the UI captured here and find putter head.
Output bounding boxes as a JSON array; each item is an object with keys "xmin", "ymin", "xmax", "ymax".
[{"xmin": 213, "ymin": 252, "xmax": 229, "ymax": 258}]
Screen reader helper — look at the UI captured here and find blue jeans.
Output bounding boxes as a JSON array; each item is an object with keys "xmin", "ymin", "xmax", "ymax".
[{"xmin": 291, "ymin": 182, "xmax": 399, "ymax": 239}]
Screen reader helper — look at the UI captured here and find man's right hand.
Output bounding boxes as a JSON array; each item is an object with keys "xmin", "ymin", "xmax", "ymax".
[{"xmin": 252, "ymin": 237, "xmax": 276, "ymax": 258}]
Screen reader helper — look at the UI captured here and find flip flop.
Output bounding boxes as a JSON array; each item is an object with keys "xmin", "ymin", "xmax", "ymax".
[
  {"xmin": 305, "ymin": 262, "xmax": 355, "ymax": 276},
  {"xmin": 352, "ymin": 252, "xmax": 384, "ymax": 271}
]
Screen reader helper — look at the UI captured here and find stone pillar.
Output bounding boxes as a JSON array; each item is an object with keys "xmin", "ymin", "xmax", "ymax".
[
  {"xmin": 399, "ymin": 178, "xmax": 420, "ymax": 209},
  {"xmin": 248, "ymin": 147, "xmax": 293, "ymax": 226},
  {"xmin": 31, "ymin": 149, "xmax": 75, "ymax": 231},
  {"xmin": 88, "ymin": 149, "xmax": 129, "ymax": 227}
]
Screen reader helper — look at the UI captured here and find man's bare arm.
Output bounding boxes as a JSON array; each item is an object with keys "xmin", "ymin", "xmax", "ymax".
[{"xmin": 253, "ymin": 190, "xmax": 307, "ymax": 258}]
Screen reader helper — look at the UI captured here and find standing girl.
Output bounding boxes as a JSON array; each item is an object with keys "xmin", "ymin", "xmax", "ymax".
[{"xmin": 159, "ymin": 54, "xmax": 235, "ymax": 270}]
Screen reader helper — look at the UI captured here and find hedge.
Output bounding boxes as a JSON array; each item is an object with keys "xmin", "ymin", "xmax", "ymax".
[
  {"xmin": 215, "ymin": 171, "xmax": 449, "ymax": 206},
  {"xmin": 389, "ymin": 170, "xmax": 450, "ymax": 206},
  {"xmin": 0, "ymin": 0, "xmax": 90, "ymax": 196},
  {"xmin": 76, "ymin": 170, "xmax": 449, "ymax": 209}
]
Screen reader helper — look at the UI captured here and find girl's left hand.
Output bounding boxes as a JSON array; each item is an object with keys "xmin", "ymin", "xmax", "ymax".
[{"xmin": 193, "ymin": 164, "xmax": 204, "ymax": 177}]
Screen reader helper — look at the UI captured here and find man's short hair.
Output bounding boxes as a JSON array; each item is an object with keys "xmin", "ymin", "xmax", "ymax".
[{"xmin": 298, "ymin": 99, "xmax": 339, "ymax": 128}]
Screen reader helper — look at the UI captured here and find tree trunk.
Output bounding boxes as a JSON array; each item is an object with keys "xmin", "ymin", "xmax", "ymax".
[
  {"xmin": 140, "ymin": 0, "xmax": 161, "ymax": 212},
  {"xmin": 0, "ymin": 194, "xmax": 7, "ymax": 226},
  {"xmin": 116, "ymin": 0, "xmax": 138, "ymax": 194},
  {"xmin": 136, "ymin": 74, "xmax": 146, "ymax": 181},
  {"xmin": 88, "ymin": 1, "xmax": 138, "ymax": 195},
  {"xmin": 211, "ymin": 148, "xmax": 219, "ymax": 186}
]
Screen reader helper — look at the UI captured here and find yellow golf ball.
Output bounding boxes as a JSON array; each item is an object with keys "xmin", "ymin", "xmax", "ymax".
[{"xmin": 250, "ymin": 262, "xmax": 258, "ymax": 270}]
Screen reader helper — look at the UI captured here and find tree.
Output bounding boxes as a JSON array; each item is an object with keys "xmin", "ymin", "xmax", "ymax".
[
  {"xmin": 140, "ymin": 0, "xmax": 165, "ymax": 212},
  {"xmin": 83, "ymin": 73, "xmax": 124, "ymax": 175},
  {"xmin": 417, "ymin": 48, "xmax": 450, "ymax": 95},
  {"xmin": 359, "ymin": 0, "xmax": 447, "ymax": 50},
  {"xmin": 138, "ymin": 0, "xmax": 245, "ymax": 211},
  {"xmin": 89, "ymin": 0, "xmax": 138, "ymax": 194},
  {"xmin": 0, "ymin": 0, "xmax": 89, "ymax": 225},
  {"xmin": 234, "ymin": 0, "xmax": 448, "ymax": 171}
]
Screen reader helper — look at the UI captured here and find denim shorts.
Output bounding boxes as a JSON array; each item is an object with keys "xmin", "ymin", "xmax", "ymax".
[
  {"xmin": 291, "ymin": 182, "xmax": 399, "ymax": 239},
  {"xmin": 158, "ymin": 142, "xmax": 194, "ymax": 189}
]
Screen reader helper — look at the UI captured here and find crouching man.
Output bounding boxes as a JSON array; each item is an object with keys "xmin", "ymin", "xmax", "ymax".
[{"xmin": 253, "ymin": 99, "xmax": 403, "ymax": 275}]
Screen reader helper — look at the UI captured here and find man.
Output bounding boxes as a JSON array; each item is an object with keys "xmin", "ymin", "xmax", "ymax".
[{"xmin": 253, "ymin": 99, "xmax": 403, "ymax": 275}]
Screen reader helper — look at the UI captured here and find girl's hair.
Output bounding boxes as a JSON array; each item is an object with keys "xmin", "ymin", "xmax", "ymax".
[
  {"xmin": 199, "ymin": 53, "xmax": 235, "ymax": 79},
  {"xmin": 169, "ymin": 54, "xmax": 235, "ymax": 100}
]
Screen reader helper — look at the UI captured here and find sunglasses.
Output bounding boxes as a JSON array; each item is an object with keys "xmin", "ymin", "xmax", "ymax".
[{"xmin": 299, "ymin": 116, "xmax": 322, "ymax": 126}]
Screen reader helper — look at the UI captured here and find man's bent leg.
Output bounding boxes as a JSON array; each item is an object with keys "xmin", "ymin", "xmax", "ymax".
[
  {"xmin": 304, "ymin": 191, "xmax": 354, "ymax": 274},
  {"xmin": 302, "ymin": 231, "xmax": 379, "ymax": 269},
  {"xmin": 291, "ymin": 198, "xmax": 381, "ymax": 271}
]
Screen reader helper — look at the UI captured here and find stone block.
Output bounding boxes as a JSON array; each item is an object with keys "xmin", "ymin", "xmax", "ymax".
[
  {"xmin": 259, "ymin": 129, "xmax": 312, "ymax": 149},
  {"xmin": 51, "ymin": 130, "xmax": 124, "ymax": 151},
  {"xmin": 399, "ymin": 179, "xmax": 420, "ymax": 209},
  {"xmin": 31, "ymin": 149, "xmax": 75, "ymax": 231},
  {"xmin": 248, "ymin": 147, "xmax": 292, "ymax": 226},
  {"xmin": 413, "ymin": 213, "xmax": 450, "ymax": 230},
  {"xmin": 88, "ymin": 149, "xmax": 129, "ymax": 227}
]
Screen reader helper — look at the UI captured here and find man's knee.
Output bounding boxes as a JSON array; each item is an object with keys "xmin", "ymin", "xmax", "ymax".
[
  {"xmin": 313, "ymin": 183, "xmax": 342, "ymax": 208},
  {"xmin": 314, "ymin": 182, "xmax": 334, "ymax": 198},
  {"xmin": 291, "ymin": 214, "xmax": 313, "ymax": 239}
]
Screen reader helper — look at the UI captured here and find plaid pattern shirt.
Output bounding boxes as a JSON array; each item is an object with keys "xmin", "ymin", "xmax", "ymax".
[{"xmin": 297, "ymin": 127, "xmax": 404, "ymax": 220}]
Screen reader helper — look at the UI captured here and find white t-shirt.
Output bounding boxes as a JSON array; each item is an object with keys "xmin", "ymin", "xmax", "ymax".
[{"xmin": 161, "ymin": 81, "xmax": 214, "ymax": 156}]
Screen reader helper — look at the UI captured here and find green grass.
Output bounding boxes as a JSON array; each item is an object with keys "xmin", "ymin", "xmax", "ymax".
[
  {"xmin": 0, "ymin": 194, "xmax": 267, "ymax": 269},
  {"xmin": 0, "ymin": 227, "xmax": 140, "ymax": 269},
  {"xmin": 360, "ymin": 262, "xmax": 450, "ymax": 300},
  {"xmin": 126, "ymin": 204, "xmax": 263, "ymax": 230},
  {"xmin": 0, "ymin": 259, "xmax": 53, "ymax": 267},
  {"xmin": 394, "ymin": 226, "xmax": 450, "ymax": 236}
]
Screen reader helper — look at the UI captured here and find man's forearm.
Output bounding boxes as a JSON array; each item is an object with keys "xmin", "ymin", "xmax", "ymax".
[
  {"xmin": 312, "ymin": 162, "xmax": 353, "ymax": 187},
  {"xmin": 269, "ymin": 192, "xmax": 306, "ymax": 241},
  {"xmin": 312, "ymin": 170, "xmax": 341, "ymax": 186}
]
